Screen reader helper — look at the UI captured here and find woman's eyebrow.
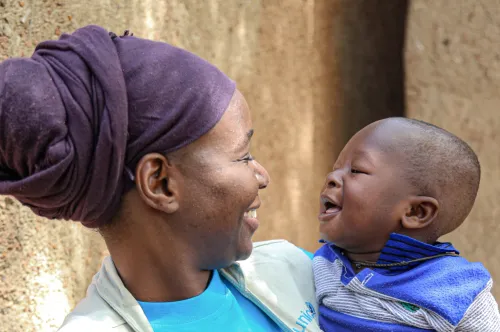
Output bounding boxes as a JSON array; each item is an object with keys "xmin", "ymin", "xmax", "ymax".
[
  {"xmin": 243, "ymin": 129, "xmax": 254, "ymax": 146},
  {"xmin": 234, "ymin": 129, "xmax": 254, "ymax": 152},
  {"xmin": 247, "ymin": 129, "xmax": 254, "ymax": 140}
]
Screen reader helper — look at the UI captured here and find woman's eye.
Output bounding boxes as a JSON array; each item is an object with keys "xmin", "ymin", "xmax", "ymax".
[
  {"xmin": 351, "ymin": 168, "xmax": 363, "ymax": 174},
  {"xmin": 241, "ymin": 154, "xmax": 254, "ymax": 164}
]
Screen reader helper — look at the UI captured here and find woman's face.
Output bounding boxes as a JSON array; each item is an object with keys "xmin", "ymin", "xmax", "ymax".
[{"xmin": 172, "ymin": 89, "xmax": 270, "ymax": 269}]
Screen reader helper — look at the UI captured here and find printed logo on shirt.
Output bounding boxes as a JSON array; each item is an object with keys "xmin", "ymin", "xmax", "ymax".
[
  {"xmin": 400, "ymin": 302, "xmax": 420, "ymax": 312},
  {"xmin": 292, "ymin": 302, "xmax": 317, "ymax": 332}
]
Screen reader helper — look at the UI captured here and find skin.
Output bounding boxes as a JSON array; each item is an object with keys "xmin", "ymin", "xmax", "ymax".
[
  {"xmin": 101, "ymin": 89, "xmax": 270, "ymax": 302},
  {"xmin": 318, "ymin": 119, "xmax": 440, "ymax": 265}
]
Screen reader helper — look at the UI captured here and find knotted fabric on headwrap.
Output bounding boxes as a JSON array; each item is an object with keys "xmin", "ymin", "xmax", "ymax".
[{"xmin": 0, "ymin": 25, "xmax": 236, "ymax": 227}]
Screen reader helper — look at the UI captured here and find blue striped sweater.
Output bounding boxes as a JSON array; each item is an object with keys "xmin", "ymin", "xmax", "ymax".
[{"xmin": 313, "ymin": 233, "xmax": 500, "ymax": 331}]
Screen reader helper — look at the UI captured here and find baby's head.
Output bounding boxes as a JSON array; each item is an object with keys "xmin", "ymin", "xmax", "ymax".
[{"xmin": 319, "ymin": 117, "xmax": 480, "ymax": 254}]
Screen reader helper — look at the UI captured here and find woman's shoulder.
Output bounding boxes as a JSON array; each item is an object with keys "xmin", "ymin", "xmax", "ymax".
[
  {"xmin": 242, "ymin": 239, "xmax": 314, "ymax": 278},
  {"xmin": 57, "ymin": 278, "xmax": 135, "ymax": 332},
  {"xmin": 240, "ymin": 240, "xmax": 315, "ymax": 288},
  {"xmin": 59, "ymin": 317, "xmax": 133, "ymax": 332},
  {"xmin": 252, "ymin": 239, "xmax": 313, "ymax": 259},
  {"xmin": 222, "ymin": 240, "xmax": 321, "ymax": 331}
]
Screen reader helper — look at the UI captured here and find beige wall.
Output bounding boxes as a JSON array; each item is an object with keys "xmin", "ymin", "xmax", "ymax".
[
  {"xmin": 406, "ymin": 0, "xmax": 500, "ymax": 299},
  {"xmin": 0, "ymin": 0, "xmax": 436, "ymax": 331},
  {"xmin": 1, "ymin": 1, "xmax": 344, "ymax": 330}
]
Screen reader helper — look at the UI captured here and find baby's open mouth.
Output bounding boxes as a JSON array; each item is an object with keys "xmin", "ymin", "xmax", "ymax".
[
  {"xmin": 324, "ymin": 201, "xmax": 342, "ymax": 213},
  {"xmin": 320, "ymin": 195, "xmax": 343, "ymax": 215}
]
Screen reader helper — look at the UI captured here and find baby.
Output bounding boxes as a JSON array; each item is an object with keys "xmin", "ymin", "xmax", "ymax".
[{"xmin": 313, "ymin": 118, "xmax": 500, "ymax": 331}]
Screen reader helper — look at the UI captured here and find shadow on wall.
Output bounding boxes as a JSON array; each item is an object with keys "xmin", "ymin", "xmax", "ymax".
[
  {"xmin": 247, "ymin": 0, "xmax": 410, "ymax": 252},
  {"xmin": 331, "ymin": 0, "xmax": 408, "ymax": 151}
]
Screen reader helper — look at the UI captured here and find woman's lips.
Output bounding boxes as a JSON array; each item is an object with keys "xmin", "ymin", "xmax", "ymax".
[
  {"xmin": 244, "ymin": 209, "xmax": 257, "ymax": 219},
  {"xmin": 243, "ymin": 209, "xmax": 259, "ymax": 232}
]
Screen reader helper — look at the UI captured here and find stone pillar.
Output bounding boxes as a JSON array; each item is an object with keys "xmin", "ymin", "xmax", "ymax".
[{"xmin": 406, "ymin": 0, "xmax": 500, "ymax": 299}]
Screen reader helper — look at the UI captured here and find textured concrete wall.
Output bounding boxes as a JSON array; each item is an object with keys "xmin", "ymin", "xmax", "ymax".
[
  {"xmin": 406, "ymin": 0, "xmax": 500, "ymax": 299},
  {"xmin": 1, "ymin": 0, "xmax": 406, "ymax": 330},
  {"xmin": 233, "ymin": 0, "xmax": 407, "ymax": 253}
]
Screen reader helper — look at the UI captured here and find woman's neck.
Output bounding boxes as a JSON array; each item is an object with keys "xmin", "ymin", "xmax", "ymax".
[{"xmin": 104, "ymin": 227, "xmax": 211, "ymax": 302}]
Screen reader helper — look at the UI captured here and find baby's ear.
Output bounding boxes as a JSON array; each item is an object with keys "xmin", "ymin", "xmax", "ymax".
[{"xmin": 401, "ymin": 196, "xmax": 439, "ymax": 230}]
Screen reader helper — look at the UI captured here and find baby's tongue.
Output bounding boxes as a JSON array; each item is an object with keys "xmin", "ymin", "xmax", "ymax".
[{"xmin": 327, "ymin": 205, "xmax": 341, "ymax": 213}]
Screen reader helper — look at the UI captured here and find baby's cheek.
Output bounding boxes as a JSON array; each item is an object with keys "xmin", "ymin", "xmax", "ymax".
[{"xmin": 344, "ymin": 186, "xmax": 371, "ymax": 213}]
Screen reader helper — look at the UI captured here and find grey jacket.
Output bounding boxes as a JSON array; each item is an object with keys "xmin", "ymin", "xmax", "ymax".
[{"xmin": 58, "ymin": 240, "xmax": 321, "ymax": 332}]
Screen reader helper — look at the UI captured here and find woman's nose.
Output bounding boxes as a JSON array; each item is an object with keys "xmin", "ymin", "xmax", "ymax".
[
  {"xmin": 326, "ymin": 170, "xmax": 342, "ymax": 188},
  {"xmin": 253, "ymin": 160, "xmax": 270, "ymax": 189}
]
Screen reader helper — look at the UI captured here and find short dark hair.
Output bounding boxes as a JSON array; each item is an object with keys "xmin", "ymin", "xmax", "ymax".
[{"xmin": 388, "ymin": 118, "xmax": 481, "ymax": 235}]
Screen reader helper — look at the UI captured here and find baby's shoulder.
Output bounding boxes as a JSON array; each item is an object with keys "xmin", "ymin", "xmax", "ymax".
[{"xmin": 313, "ymin": 243, "xmax": 338, "ymax": 261}]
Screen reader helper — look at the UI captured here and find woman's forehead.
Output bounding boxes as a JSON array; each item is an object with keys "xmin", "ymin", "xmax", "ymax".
[
  {"xmin": 190, "ymin": 90, "xmax": 253, "ymax": 155},
  {"xmin": 213, "ymin": 91, "xmax": 252, "ymax": 141}
]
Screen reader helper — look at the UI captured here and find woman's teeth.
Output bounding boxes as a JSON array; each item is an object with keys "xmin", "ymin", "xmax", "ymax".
[{"xmin": 245, "ymin": 209, "xmax": 257, "ymax": 218}]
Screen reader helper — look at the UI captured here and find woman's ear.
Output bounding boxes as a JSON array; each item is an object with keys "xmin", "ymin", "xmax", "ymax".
[
  {"xmin": 401, "ymin": 196, "xmax": 439, "ymax": 230},
  {"xmin": 135, "ymin": 153, "xmax": 180, "ymax": 214}
]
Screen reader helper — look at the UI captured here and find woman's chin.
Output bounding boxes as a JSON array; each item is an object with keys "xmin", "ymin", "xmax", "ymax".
[{"xmin": 235, "ymin": 238, "xmax": 254, "ymax": 262}]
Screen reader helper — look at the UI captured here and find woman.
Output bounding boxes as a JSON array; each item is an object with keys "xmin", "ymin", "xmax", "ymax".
[{"xmin": 0, "ymin": 26, "xmax": 320, "ymax": 331}]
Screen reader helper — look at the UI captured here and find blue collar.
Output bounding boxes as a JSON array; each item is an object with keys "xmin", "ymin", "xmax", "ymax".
[
  {"xmin": 137, "ymin": 270, "xmax": 229, "ymax": 325},
  {"xmin": 325, "ymin": 233, "xmax": 460, "ymax": 274},
  {"xmin": 378, "ymin": 233, "xmax": 459, "ymax": 265}
]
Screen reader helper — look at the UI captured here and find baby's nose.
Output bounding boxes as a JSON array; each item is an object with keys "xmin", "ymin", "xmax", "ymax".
[{"xmin": 326, "ymin": 170, "xmax": 342, "ymax": 188}]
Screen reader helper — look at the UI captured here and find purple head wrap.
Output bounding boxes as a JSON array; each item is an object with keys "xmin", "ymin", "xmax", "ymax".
[{"xmin": 0, "ymin": 25, "xmax": 236, "ymax": 227}]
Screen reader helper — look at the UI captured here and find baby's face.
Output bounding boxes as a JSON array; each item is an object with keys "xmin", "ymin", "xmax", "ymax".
[{"xmin": 318, "ymin": 122, "xmax": 414, "ymax": 253}]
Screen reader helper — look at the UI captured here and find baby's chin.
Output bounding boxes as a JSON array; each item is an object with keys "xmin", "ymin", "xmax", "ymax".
[
  {"xmin": 318, "ymin": 232, "xmax": 364, "ymax": 252},
  {"xmin": 319, "ymin": 223, "xmax": 347, "ymax": 246},
  {"xmin": 319, "ymin": 232, "xmax": 343, "ymax": 246}
]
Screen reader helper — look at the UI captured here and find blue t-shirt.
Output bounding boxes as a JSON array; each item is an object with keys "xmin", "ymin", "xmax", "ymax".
[{"xmin": 138, "ymin": 270, "xmax": 281, "ymax": 331}]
